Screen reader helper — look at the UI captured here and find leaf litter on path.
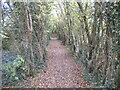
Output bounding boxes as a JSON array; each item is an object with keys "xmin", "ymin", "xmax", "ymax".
[{"xmin": 28, "ymin": 39, "xmax": 91, "ymax": 88}]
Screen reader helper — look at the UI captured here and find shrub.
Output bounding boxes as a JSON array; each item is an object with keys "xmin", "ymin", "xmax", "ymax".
[{"xmin": 2, "ymin": 55, "xmax": 26, "ymax": 86}]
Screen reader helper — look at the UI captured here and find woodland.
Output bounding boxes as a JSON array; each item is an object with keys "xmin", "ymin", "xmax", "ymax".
[{"xmin": 1, "ymin": 0, "xmax": 120, "ymax": 88}]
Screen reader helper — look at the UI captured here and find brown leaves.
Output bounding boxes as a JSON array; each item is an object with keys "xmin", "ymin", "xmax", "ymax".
[{"xmin": 27, "ymin": 39, "xmax": 91, "ymax": 88}]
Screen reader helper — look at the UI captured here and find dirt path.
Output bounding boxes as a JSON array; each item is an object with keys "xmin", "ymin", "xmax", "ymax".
[{"xmin": 29, "ymin": 37, "xmax": 90, "ymax": 88}]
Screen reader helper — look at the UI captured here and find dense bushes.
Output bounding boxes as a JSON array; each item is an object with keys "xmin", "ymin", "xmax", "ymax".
[
  {"xmin": 2, "ymin": 54, "xmax": 47, "ymax": 86},
  {"xmin": 1, "ymin": 2, "xmax": 52, "ymax": 86},
  {"xmin": 2, "ymin": 55, "xmax": 26, "ymax": 86}
]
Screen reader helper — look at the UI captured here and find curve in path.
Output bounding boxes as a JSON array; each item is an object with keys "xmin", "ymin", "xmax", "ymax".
[{"xmin": 29, "ymin": 38, "xmax": 90, "ymax": 88}]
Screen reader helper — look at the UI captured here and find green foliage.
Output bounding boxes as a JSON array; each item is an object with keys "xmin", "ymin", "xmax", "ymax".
[
  {"xmin": 34, "ymin": 59, "xmax": 47, "ymax": 70},
  {"xmin": 56, "ymin": 2, "xmax": 119, "ymax": 88},
  {"xmin": 2, "ymin": 55, "xmax": 26, "ymax": 86},
  {"xmin": 2, "ymin": 38, "xmax": 12, "ymax": 50}
]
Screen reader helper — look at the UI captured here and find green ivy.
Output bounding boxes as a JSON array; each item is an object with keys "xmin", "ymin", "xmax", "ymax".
[{"xmin": 2, "ymin": 55, "xmax": 26, "ymax": 86}]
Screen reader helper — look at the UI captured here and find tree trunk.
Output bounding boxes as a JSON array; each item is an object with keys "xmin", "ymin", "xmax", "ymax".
[{"xmin": 24, "ymin": 2, "xmax": 34, "ymax": 76}]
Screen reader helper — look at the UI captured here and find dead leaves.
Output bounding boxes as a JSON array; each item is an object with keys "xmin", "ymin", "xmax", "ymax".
[{"xmin": 27, "ymin": 39, "xmax": 91, "ymax": 88}]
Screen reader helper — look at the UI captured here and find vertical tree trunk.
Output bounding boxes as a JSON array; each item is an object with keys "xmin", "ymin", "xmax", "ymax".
[
  {"xmin": 0, "ymin": 0, "xmax": 2, "ymax": 88},
  {"xmin": 24, "ymin": 2, "xmax": 34, "ymax": 76}
]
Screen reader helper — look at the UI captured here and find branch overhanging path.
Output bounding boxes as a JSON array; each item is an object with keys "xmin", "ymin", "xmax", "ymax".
[{"xmin": 28, "ymin": 34, "xmax": 91, "ymax": 88}]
